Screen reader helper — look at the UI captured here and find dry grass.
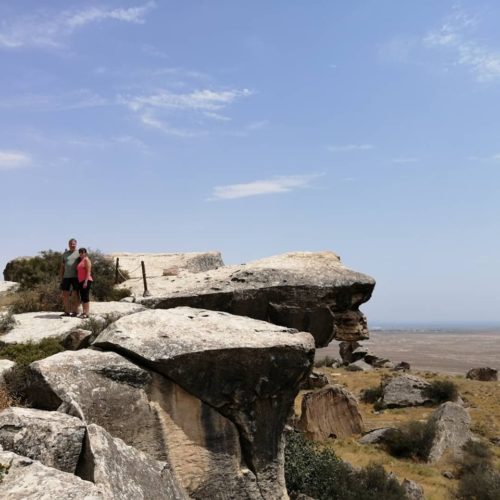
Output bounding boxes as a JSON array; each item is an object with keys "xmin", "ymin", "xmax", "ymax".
[
  {"xmin": 0, "ymin": 384, "xmax": 15, "ymax": 411},
  {"xmin": 295, "ymin": 366, "xmax": 500, "ymax": 500}
]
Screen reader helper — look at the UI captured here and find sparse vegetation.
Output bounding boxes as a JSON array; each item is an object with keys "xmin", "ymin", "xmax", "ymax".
[
  {"xmin": 79, "ymin": 312, "xmax": 120, "ymax": 336},
  {"xmin": 383, "ymin": 420, "xmax": 436, "ymax": 461},
  {"xmin": 424, "ymin": 379, "xmax": 459, "ymax": 403},
  {"xmin": 0, "ymin": 310, "xmax": 17, "ymax": 334},
  {"xmin": 360, "ymin": 385, "xmax": 384, "ymax": 404},
  {"xmin": 285, "ymin": 431, "xmax": 407, "ymax": 499},
  {"xmin": 10, "ymin": 279, "xmax": 62, "ymax": 313},
  {"xmin": 0, "ymin": 338, "xmax": 64, "ymax": 366}
]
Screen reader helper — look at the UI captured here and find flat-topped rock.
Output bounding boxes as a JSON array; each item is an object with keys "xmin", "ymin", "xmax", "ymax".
[
  {"xmin": 133, "ymin": 251, "xmax": 375, "ymax": 346},
  {"xmin": 94, "ymin": 307, "xmax": 315, "ymax": 499},
  {"xmin": 0, "ymin": 280, "xmax": 18, "ymax": 295},
  {"xmin": 111, "ymin": 251, "xmax": 223, "ymax": 279},
  {"xmin": 89, "ymin": 301, "xmax": 146, "ymax": 316},
  {"xmin": 0, "ymin": 450, "xmax": 101, "ymax": 499},
  {"xmin": 381, "ymin": 375, "xmax": 432, "ymax": 408}
]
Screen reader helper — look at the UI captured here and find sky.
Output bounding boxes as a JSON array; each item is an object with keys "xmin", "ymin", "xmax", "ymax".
[{"xmin": 1, "ymin": 1, "xmax": 500, "ymax": 324}]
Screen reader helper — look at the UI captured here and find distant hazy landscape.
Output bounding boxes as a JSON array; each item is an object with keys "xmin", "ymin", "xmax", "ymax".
[{"xmin": 318, "ymin": 324, "xmax": 500, "ymax": 374}]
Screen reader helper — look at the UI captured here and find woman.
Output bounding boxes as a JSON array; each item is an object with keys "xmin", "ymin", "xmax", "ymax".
[{"xmin": 77, "ymin": 248, "xmax": 93, "ymax": 318}]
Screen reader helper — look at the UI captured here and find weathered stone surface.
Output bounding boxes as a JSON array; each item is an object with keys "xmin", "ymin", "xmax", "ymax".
[
  {"xmin": 0, "ymin": 280, "xmax": 18, "ymax": 295},
  {"xmin": 393, "ymin": 361, "xmax": 411, "ymax": 372},
  {"xmin": 88, "ymin": 301, "xmax": 147, "ymax": 317},
  {"xmin": 78, "ymin": 423, "xmax": 187, "ymax": 500},
  {"xmin": 297, "ymin": 385, "xmax": 364, "ymax": 440},
  {"xmin": 134, "ymin": 252, "xmax": 375, "ymax": 346},
  {"xmin": 381, "ymin": 375, "xmax": 432, "ymax": 408},
  {"xmin": 301, "ymin": 371, "xmax": 329, "ymax": 390},
  {"xmin": 0, "ymin": 407, "xmax": 85, "ymax": 473},
  {"xmin": 0, "ymin": 359, "xmax": 16, "ymax": 382},
  {"xmin": 346, "ymin": 360, "xmax": 373, "ymax": 372},
  {"xmin": 466, "ymin": 367, "xmax": 498, "ymax": 381},
  {"xmin": 427, "ymin": 402, "xmax": 471, "ymax": 463},
  {"xmin": 110, "ymin": 251, "xmax": 224, "ymax": 280},
  {"xmin": 94, "ymin": 307, "xmax": 315, "ymax": 499},
  {"xmin": 0, "ymin": 450, "xmax": 102, "ymax": 499},
  {"xmin": 339, "ymin": 341, "xmax": 360, "ymax": 364},
  {"xmin": 401, "ymin": 479, "xmax": 425, "ymax": 500},
  {"xmin": 61, "ymin": 329, "xmax": 93, "ymax": 350},
  {"xmin": 364, "ymin": 352, "xmax": 390, "ymax": 367},
  {"xmin": 359, "ymin": 427, "xmax": 394, "ymax": 445}
]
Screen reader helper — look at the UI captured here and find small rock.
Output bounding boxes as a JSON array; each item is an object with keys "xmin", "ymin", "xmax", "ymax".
[
  {"xmin": 302, "ymin": 371, "xmax": 329, "ymax": 390},
  {"xmin": 359, "ymin": 427, "xmax": 393, "ymax": 444},
  {"xmin": 393, "ymin": 361, "xmax": 411, "ymax": 371},
  {"xmin": 401, "ymin": 478, "xmax": 425, "ymax": 500},
  {"xmin": 61, "ymin": 329, "xmax": 93, "ymax": 350},
  {"xmin": 489, "ymin": 436, "xmax": 500, "ymax": 447},
  {"xmin": 364, "ymin": 352, "xmax": 390, "ymax": 367},
  {"xmin": 442, "ymin": 471, "xmax": 455, "ymax": 480},
  {"xmin": 120, "ymin": 296, "xmax": 135, "ymax": 303},
  {"xmin": 0, "ymin": 359, "xmax": 16, "ymax": 384},
  {"xmin": 346, "ymin": 360, "xmax": 373, "ymax": 372},
  {"xmin": 466, "ymin": 367, "xmax": 498, "ymax": 381}
]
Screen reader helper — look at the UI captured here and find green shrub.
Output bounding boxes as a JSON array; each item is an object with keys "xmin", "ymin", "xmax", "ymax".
[
  {"xmin": 0, "ymin": 338, "xmax": 64, "ymax": 366},
  {"xmin": 384, "ymin": 420, "xmax": 436, "ymax": 460},
  {"xmin": 3, "ymin": 251, "xmax": 62, "ymax": 290},
  {"xmin": 423, "ymin": 380, "xmax": 459, "ymax": 403},
  {"xmin": 284, "ymin": 431, "xmax": 406, "ymax": 500},
  {"xmin": 0, "ymin": 310, "xmax": 17, "ymax": 334},
  {"xmin": 360, "ymin": 385, "xmax": 384, "ymax": 404},
  {"xmin": 85, "ymin": 250, "xmax": 129, "ymax": 301},
  {"xmin": 10, "ymin": 279, "xmax": 63, "ymax": 313}
]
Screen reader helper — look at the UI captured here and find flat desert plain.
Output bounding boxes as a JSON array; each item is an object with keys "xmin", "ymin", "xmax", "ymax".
[{"xmin": 317, "ymin": 328, "xmax": 500, "ymax": 374}]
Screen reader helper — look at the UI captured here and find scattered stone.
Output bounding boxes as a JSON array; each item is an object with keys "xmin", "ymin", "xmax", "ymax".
[
  {"xmin": 0, "ymin": 359, "xmax": 16, "ymax": 383},
  {"xmin": 346, "ymin": 360, "xmax": 373, "ymax": 372},
  {"xmin": 359, "ymin": 427, "xmax": 393, "ymax": 445},
  {"xmin": 427, "ymin": 402, "xmax": 471, "ymax": 463},
  {"xmin": 0, "ymin": 450, "xmax": 101, "ymax": 499},
  {"xmin": 339, "ymin": 341, "xmax": 360, "ymax": 364},
  {"xmin": 364, "ymin": 352, "xmax": 390, "ymax": 367},
  {"xmin": 466, "ymin": 367, "xmax": 498, "ymax": 381},
  {"xmin": 351, "ymin": 346, "xmax": 369, "ymax": 362},
  {"xmin": 442, "ymin": 471, "xmax": 455, "ymax": 480},
  {"xmin": 393, "ymin": 361, "xmax": 411, "ymax": 372},
  {"xmin": 297, "ymin": 385, "xmax": 364, "ymax": 440},
  {"xmin": 78, "ymin": 423, "xmax": 187, "ymax": 499},
  {"xmin": 61, "ymin": 329, "xmax": 93, "ymax": 350},
  {"xmin": 135, "ymin": 252, "xmax": 375, "ymax": 347},
  {"xmin": 490, "ymin": 436, "xmax": 500, "ymax": 447},
  {"xmin": 381, "ymin": 375, "xmax": 432, "ymax": 408},
  {"xmin": 0, "ymin": 407, "xmax": 85, "ymax": 473},
  {"xmin": 401, "ymin": 478, "xmax": 425, "ymax": 500},
  {"xmin": 302, "ymin": 371, "xmax": 329, "ymax": 390}
]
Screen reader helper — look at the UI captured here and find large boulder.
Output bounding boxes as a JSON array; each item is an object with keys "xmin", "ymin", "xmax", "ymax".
[
  {"xmin": 466, "ymin": 367, "xmax": 498, "ymax": 381},
  {"xmin": 381, "ymin": 375, "xmax": 432, "ymax": 408},
  {"xmin": 0, "ymin": 450, "xmax": 101, "ymax": 499},
  {"xmin": 427, "ymin": 402, "xmax": 471, "ymax": 463},
  {"xmin": 93, "ymin": 307, "xmax": 315, "ymax": 499},
  {"xmin": 297, "ymin": 385, "xmax": 364, "ymax": 440},
  {"xmin": 338, "ymin": 341, "xmax": 360, "ymax": 364},
  {"xmin": 359, "ymin": 427, "xmax": 394, "ymax": 445},
  {"xmin": 0, "ymin": 407, "xmax": 85, "ymax": 473},
  {"xmin": 401, "ymin": 479, "xmax": 425, "ymax": 500},
  {"xmin": 78, "ymin": 423, "xmax": 187, "ymax": 499},
  {"xmin": 134, "ymin": 252, "xmax": 375, "ymax": 347}
]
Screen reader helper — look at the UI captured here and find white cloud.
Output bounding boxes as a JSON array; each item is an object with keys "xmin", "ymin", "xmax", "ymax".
[
  {"xmin": 327, "ymin": 144, "xmax": 373, "ymax": 152},
  {"xmin": 423, "ymin": 8, "xmax": 500, "ymax": 82},
  {"xmin": 0, "ymin": 151, "xmax": 31, "ymax": 170},
  {"xmin": 140, "ymin": 112, "xmax": 205, "ymax": 138},
  {"xmin": 0, "ymin": 2, "xmax": 155, "ymax": 49},
  {"xmin": 392, "ymin": 157, "xmax": 419, "ymax": 164},
  {"xmin": 210, "ymin": 174, "xmax": 320, "ymax": 200}
]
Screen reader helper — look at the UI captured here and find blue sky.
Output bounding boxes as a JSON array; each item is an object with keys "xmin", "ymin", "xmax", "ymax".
[{"xmin": 1, "ymin": 1, "xmax": 499, "ymax": 323}]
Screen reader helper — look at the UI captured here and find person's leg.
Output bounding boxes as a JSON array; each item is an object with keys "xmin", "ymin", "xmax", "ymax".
[
  {"xmin": 71, "ymin": 279, "xmax": 81, "ymax": 315},
  {"xmin": 62, "ymin": 290, "xmax": 70, "ymax": 313},
  {"xmin": 61, "ymin": 279, "xmax": 71, "ymax": 315},
  {"xmin": 83, "ymin": 281, "xmax": 92, "ymax": 315}
]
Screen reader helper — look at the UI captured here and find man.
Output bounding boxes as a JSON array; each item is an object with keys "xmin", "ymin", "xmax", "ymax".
[{"xmin": 60, "ymin": 238, "xmax": 80, "ymax": 317}]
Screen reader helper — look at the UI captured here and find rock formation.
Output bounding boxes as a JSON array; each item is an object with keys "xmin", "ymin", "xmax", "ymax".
[
  {"xmin": 466, "ymin": 367, "xmax": 498, "ymax": 381},
  {"xmin": 380, "ymin": 375, "xmax": 432, "ymax": 408},
  {"xmin": 133, "ymin": 252, "xmax": 375, "ymax": 347},
  {"xmin": 297, "ymin": 385, "xmax": 364, "ymax": 440}
]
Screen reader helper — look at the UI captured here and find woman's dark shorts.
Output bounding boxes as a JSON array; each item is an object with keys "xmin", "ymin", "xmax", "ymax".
[
  {"xmin": 61, "ymin": 277, "xmax": 79, "ymax": 292},
  {"xmin": 79, "ymin": 281, "xmax": 92, "ymax": 303}
]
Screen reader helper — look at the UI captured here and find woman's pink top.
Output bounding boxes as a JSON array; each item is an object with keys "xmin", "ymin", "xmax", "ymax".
[{"xmin": 77, "ymin": 259, "xmax": 93, "ymax": 283}]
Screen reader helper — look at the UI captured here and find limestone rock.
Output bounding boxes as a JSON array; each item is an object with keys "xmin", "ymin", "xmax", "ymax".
[
  {"xmin": 61, "ymin": 329, "xmax": 93, "ymax": 350},
  {"xmin": 0, "ymin": 450, "xmax": 102, "ymax": 499},
  {"xmin": 359, "ymin": 427, "xmax": 394, "ymax": 445},
  {"xmin": 297, "ymin": 385, "xmax": 364, "ymax": 440},
  {"xmin": 346, "ymin": 360, "xmax": 373, "ymax": 372},
  {"xmin": 94, "ymin": 307, "xmax": 315, "ymax": 499},
  {"xmin": 0, "ymin": 280, "xmax": 18, "ymax": 295},
  {"xmin": 0, "ymin": 407, "xmax": 85, "ymax": 473},
  {"xmin": 110, "ymin": 251, "xmax": 223, "ymax": 279},
  {"xmin": 393, "ymin": 361, "xmax": 411, "ymax": 372},
  {"xmin": 339, "ymin": 341, "xmax": 360, "ymax": 364},
  {"xmin": 134, "ymin": 252, "xmax": 375, "ymax": 347},
  {"xmin": 381, "ymin": 375, "xmax": 432, "ymax": 408},
  {"xmin": 364, "ymin": 352, "xmax": 390, "ymax": 367},
  {"xmin": 466, "ymin": 367, "xmax": 498, "ymax": 381},
  {"xmin": 88, "ymin": 301, "xmax": 146, "ymax": 317},
  {"xmin": 302, "ymin": 371, "xmax": 329, "ymax": 390},
  {"xmin": 0, "ymin": 359, "xmax": 16, "ymax": 383},
  {"xmin": 401, "ymin": 479, "xmax": 425, "ymax": 500},
  {"xmin": 427, "ymin": 402, "xmax": 471, "ymax": 463},
  {"xmin": 78, "ymin": 423, "xmax": 187, "ymax": 499}
]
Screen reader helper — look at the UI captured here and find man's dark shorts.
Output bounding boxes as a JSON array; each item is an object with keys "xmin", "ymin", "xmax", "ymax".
[{"xmin": 61, "ymin": 277, "xmax": 79, "ymax": 292}]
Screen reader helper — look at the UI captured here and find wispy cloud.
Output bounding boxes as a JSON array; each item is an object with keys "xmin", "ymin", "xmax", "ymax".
[
  {"xmin": 392, "ymin": 157, "xmax": 419, "ymax": 164},
  {"xmin": 423, "ymin": 7, "xmax": 500, "ymax": 82},
  {"xmin": 327, "ymin": 144, "xmax": 373, "ymax": 152},
  {"xmin": 0, "ymin": 2, "xmax": 155, "ymax": 49},
  {"xmin": 140, "ymin": 112, "xmax": 206, "ymax": 138},
  {"xmin": 210, "ymin": 174, "xmax": 321, "ymax": 200},
  {"xmin": 0, "ymin": 150, "xmax": 31, "ymax": 170},
  {"xmin": 0, "ymin": 89, "xmax": 109, "ymax": 110}
]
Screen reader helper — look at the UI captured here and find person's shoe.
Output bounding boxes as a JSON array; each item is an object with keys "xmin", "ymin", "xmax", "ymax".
[
  {"xmin": 60, "ymin": 312, "xmax": 71, "ymax": 317},
  {"xmin": 69, "ymin": 312, "xmax": 78, "ymax": 317},
  {"xmin": 78, "ymin": 314, "xmax": 89, "ymax": 319}
]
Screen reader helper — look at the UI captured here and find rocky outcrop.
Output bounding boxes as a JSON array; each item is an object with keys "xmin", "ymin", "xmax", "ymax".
[
  {"xmin": 93, "ymin": 307, "xmax": 315, "ymax": 499},
  {"xmin": 0, "ymin": 280, "xmax": 18, "ymax": 295},
  {"xmin": 381, "ymin": 375, "xmax": 432, "ymax": 408},
  {"xmin": 134, "ymin": 252, "xmax": 375, "ymax": 347},
  {"xmin": 297, "ymin": 385, "xmax": 364, "ymax": 440},
  {"xmin": 0, "ymin": 407, "xmax": 85, "ymax": 473},
  {"xmin": 78, "ymin": 423, "xmax": 187, "ymax": 499},
  {"xmin": 427, "ymin": 402, "xmax": 471, "ymax": 463},
  {"xmin": 61, "ymin": 328, "xmax": 93, "ymax": 350},
  {"xmin": 0, "ymin": 359, "xmax": 15, "ymax": 383},
  {"xmin": 302, "ymin": 371, "xmax": 329, "ymax": 390},
  {"xmin": 359, "ymin": 427, "xmax": 394, "ymax": 445},
  {"xmin": 110, "ymin": 251, "xmax": 224, "ymax": 280},
  {"xmin": 466, "ymin": 367, "xmax": 498, "ymax": 381},
  {"xmin": 0, "ymin": 450, "xmax": 102, "ymax": 499},
  {"xmin": 401, "ymin": 479, "xmax": 425, "ymax": 500},
  {"xmin": 346, "ymin": 360, "xmax": 373, "ymax": 372}
]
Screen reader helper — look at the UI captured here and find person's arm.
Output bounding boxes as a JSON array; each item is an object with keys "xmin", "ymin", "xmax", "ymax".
[{"xmin": 83, "ymin": 258, "xmax": 92, "ymax": 288}]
